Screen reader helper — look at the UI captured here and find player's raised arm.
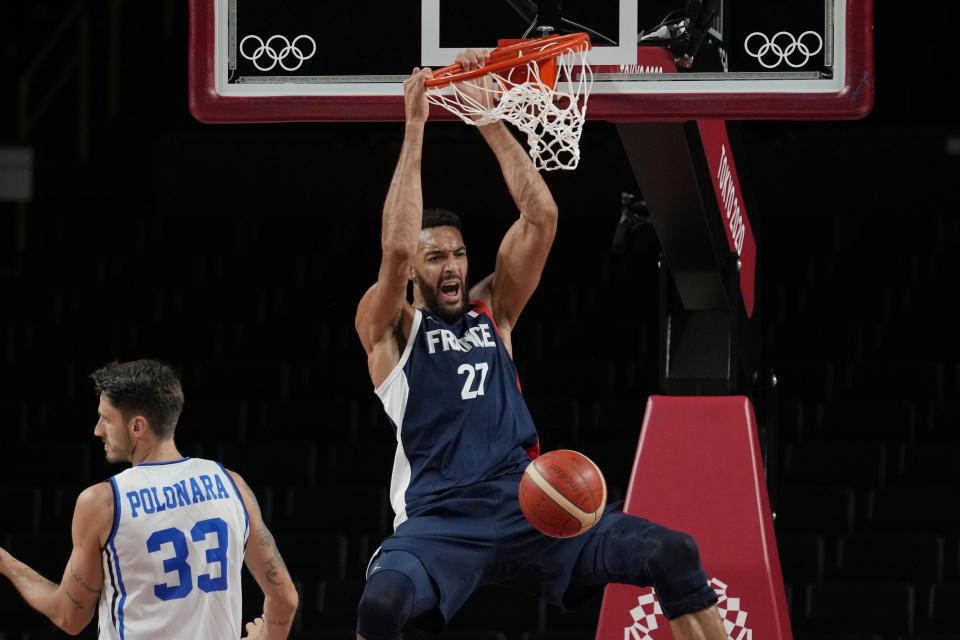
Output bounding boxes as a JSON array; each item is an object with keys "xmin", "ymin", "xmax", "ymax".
[
  {"xmin": 0, "ymin": 482, "xmax": 112, "ymax": 635},
  {"xmin": 229, "ymin": 470, "xmax": 299, "ymax": 640},
  {"xmin": 457, "ymin": 52, "xmax": 559, "ymax": 338},
  {"xmin": 356, "ymin": 67, "xmax": 433, "ymax": 386}
]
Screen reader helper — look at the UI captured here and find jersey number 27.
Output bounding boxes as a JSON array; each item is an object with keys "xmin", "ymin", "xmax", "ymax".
[{"xmin": 458, "ymin": 363, "xmax": 488, "ymax": 400}]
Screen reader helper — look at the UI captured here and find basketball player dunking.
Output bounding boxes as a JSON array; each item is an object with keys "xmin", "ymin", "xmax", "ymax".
[
  {"xmin": 0, "ymin": 360, "xmax": 299, "ymax": 640},
  {"xmin": 354, "ymin": 50, "xmax": 728, "ymax": 640}
]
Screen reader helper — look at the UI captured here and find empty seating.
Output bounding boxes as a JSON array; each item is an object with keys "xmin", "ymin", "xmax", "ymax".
[
  {"xmin": 783, "ymin": 441, "xmax": 887, "ymax": 489},
  {"xmin": 175, "ymin": 397, "xmax": 250, "ymax": 443},
  {"xmin": 867, "ymin": 487, "xmax": 960, "ymax": 534},
  {"xmin": 836, "ymin": 534, "xmax": 943, "ymax": 584},
  {"xmin": 812, "ymin": 397, "xmax": 918, "ymax": 442},
  {"xmin": 249, "ymin": 483, "xmax": 275, "ymax": 525},
  {"xmin": 218, "ymin": 440, "xmax": 319, "ymax": 489},
  {"xmin": 772, "ymin": 360, "xmax": 838, "ymax": 402},
  {"xmin": 843, "ymin": 359, "xmax": 946, "ymax": 403},
  {"xmin": 322, "ymin": 442, "xmax": 397, "ymax": 487},
  {"xmin": 916, "ymin": 400, "xmax": 960, "ymax": 441},
  {"xmin": 181, "ymin": 358, "xmax": 295, "ymax": 400},
  {"xmin": 925, "ymin": 582, "xmax": 960, "ymax": 634},
  {"xmin": 305, "ymin": 578, "xmax": 364, "ymax": 630},
  {"xmin": 776, "ymin": 487, "xmax": 856, "ymax": 536},
  {"xmin": 769, "ymin": 316, "xmax": 871, "ymax": 360},
  {"xmin": 4, "ymin": 532, "xmax": 72, "ymax": 580},
  {"xmin": 5, "ymin": 442, "xmax": 94, "ymax": 489},
  {"xmin": 584, "ymin": 397, "xmax": 649, "ymax": 439},
  {"xmin": 6, "ymin": 488, "xmax": 41, "ymax": 534},
  {"xmin": 518, "ymin": 357, "xmax": 623, "ymax": 399},
  {"xmin": 274, "ymin": 532, "xmax": 349, "ymax": 581},
  {"xmin": 803, "ymin": 582, "xmax": 914, "ymax": 636},
  {"xmin": 895, "ymin": 442, "xmax": 960, "ymax": 486},
  {"xmin": 278, "ymin": 485, "xmax": 391, "ymax": 539},
  {"xmin": 776, "ymin": 533, "xmax": 825, "ymax": 584},
  {"xmin": 247, "ymin": 395, "xmax": 385, "ymax": 443},
  {"xmin": 525, "ymin": 395, "xmax": 582, "ymax": 447}
]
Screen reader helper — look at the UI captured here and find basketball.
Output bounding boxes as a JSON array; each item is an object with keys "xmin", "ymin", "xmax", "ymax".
[{"xmin": 518, "ymin": 449, "xmax": 607, "ymax": 538}]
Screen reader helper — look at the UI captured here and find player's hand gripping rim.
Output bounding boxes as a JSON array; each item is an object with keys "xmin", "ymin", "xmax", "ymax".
[{"xmin": 403, "ymin": 67, "xmax": 433, "ymax": 125}]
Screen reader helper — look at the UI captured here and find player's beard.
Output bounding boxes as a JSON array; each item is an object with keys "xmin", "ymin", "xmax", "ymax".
[
  {"xmin": 103, "ymin": 434, "xmax": 134, "ymax": 463},
  {"xmin": 416, "ymin": 272, "xmax": 467, "ymax": 323}
]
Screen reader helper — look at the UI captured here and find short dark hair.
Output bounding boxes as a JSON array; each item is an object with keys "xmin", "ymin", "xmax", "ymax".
[
  {"xmin": 422, "ymin": 208, "xmax": 462, "ymax": 232},
  {"xmin": 90, "ymin": 359, "xmax": 184, "ymax": 440}
]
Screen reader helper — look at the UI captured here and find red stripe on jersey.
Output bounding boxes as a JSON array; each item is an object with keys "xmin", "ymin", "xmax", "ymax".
[
  {"xmin": 468, "ymin": 305, "xmax": 536, "ymax": 458},
  {"xmin": 469, "ymin": 300, "xmax": 523, "ymax": 391}
]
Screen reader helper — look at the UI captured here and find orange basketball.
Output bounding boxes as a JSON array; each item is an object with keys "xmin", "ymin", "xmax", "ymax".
[{"xmin": 518, "ymin": 449, "xmax": 607, "ymax": 538}]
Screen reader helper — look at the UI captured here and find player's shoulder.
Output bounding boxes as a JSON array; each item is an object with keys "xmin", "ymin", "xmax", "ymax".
[
  {"xmin": 77, "ymin": 481, "xmax": 113, "ymax": 506},
  {"xmin": 73, "ymin": 481, "xmax": 115, "ymax": 526},
  {"xmin": 221, "ymin": 465, "xmax": 240, "ymax": 480},
  {"xmin": 220, "ymin": 466, "xmax": 249, "ymax": 493},
  {"xmin": 356, "ymin": 285, "xmax": 415, "ymax": 342}
]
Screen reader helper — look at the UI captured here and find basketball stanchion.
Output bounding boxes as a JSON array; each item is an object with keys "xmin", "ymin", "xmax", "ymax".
[
  {"xmin": 597, "ymin": 396, "xmax": 792, "ymax": 639},
  {"xmin": 423, "ymin": 33, "xmax": 593, "ymax": 171}
]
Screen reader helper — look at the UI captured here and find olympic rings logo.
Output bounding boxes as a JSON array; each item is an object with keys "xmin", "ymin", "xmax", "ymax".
[
  {"xmin": 743, "ymin": 30, "xmax": 823, "ymax": 69},
  {"xmin": 239, "ymin": 34, "xmax": 316, "ymax": 72}
]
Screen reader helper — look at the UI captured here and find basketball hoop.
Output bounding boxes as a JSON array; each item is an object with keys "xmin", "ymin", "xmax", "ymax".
[{"xmin": 424, "ymin": 33, "xmax": 593, "ymax": 171}]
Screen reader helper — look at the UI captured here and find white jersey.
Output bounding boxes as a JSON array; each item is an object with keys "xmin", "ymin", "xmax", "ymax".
[{"xmin": 98, "ymin": 457, "xmax": 249, "ymax": 639}]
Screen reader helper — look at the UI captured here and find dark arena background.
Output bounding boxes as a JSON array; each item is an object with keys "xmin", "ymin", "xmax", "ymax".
[{"xmin": 1, "ymin": 3, "xmax": 958, "ymax": 640}]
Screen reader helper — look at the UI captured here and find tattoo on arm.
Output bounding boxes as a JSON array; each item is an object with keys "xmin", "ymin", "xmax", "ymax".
[
  {"xmin": 236, "ymin": 473, "xmax": 291, "ymax": 588},
  {"xmin": 256, "ymin": 525, "xmax": 274, "ymax": 549},
  {"xmin": 69, "ymin": 561, "xmax": 101, "ymax": 594},
  {"xmin": 236, "ymin": 475, "xmax": 264, "ymax": 521},
  {"xmin": 264, "ymin": 556, "xmax": 289, "ymax": 586},
  {"xmin": 63, "ymin": 587, "xmax": 85, "ymax": 610},
  {"xmin": 255, "ymin": 525, "xmax": 289, "ymax": 586}
]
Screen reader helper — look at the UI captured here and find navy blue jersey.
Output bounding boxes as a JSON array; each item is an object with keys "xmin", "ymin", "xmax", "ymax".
[{"xmin": 376, "ymin": 301, "xmax": 540, "ymax": 527}]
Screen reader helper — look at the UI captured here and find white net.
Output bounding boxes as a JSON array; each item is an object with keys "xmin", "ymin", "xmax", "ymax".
[{"xmin": 426, "ymin": 46, "xmax": 593, "ymax": 171}]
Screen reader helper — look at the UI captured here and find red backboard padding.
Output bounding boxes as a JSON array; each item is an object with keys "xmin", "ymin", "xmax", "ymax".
[{"xmin": 596, "ymin": 396, "xmax": 791, "ymax": 639}]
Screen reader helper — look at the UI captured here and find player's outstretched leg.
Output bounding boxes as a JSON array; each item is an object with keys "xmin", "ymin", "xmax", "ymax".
[
  {"xmin": 356, "ymin": 569, "xmax": 414, "ymax": 640},
  {"xmin": 667, "ymin": 606, "xmax": 728, "ymax": 640},
  {"xmin": 356, "ymin": 550, "xmax": 439, "ymax": 640},
  {"xmin": 572, "ymin": 513, "xmax": 725, "ymax": 638}
]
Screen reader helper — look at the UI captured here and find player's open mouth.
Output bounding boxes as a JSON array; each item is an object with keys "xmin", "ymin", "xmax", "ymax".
[{"xmin": 440, "ymin": 280, "xmax": 460, "ymax": 301}]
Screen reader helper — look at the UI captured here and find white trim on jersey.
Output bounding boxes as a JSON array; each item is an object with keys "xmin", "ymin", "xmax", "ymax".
[
  {"xmin": 375, "ymin": 308, "xmax": 422, "ymax": 529},
  {"xmin": 374, "ymin": 308, "xmax": 421, "ymax": 397}
]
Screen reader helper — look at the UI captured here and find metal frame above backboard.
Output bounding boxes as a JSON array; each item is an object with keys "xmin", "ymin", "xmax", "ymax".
[
  {"xmin": 188, "ymin": 0, "xmax": 874, "ymax": 123},
  {"xmin": 420, "ymin": 0, "xmax": 639, "ymax": 66}
]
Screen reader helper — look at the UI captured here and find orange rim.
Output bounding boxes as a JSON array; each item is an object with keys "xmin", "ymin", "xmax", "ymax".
[{"xmin": 423, "ymin": 32, "xmax": 591, "ymax": 89}]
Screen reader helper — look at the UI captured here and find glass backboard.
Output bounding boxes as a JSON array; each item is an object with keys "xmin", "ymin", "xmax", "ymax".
[{"xmin": 188, "ymin": 0, "xmax": 873, "ymax": 123}]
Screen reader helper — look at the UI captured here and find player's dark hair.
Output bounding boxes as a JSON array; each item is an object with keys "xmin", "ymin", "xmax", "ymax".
[
  {"xmin": 422, "ymin": 208, "xmax": 462, "ymax": 232},
  {"xmin": 90, "ymin": 359, "xmax": 184, "ymax": 440}
]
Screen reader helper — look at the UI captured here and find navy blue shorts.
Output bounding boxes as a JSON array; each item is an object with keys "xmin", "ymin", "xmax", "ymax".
[{"xmin": 376, "ymin": 472, "xmax": 716, "ymax": 625}]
